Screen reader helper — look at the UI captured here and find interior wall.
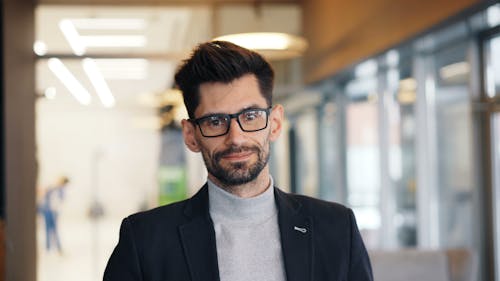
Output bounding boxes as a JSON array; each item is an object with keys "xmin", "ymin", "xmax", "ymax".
[
  {"xmin": 2, "ymin": 0, "xmax": 37, "ymax": 280},
  {"xmin": 302, "ymin": 0, "xmax": 480, "ymax": 83},
  {"xmin": 36, "ymin": 100, "xmax": 161, "ymax": 219},
  {"xmin": 0, "ymin": 0, "xmax": 4, "ymax": 279}
]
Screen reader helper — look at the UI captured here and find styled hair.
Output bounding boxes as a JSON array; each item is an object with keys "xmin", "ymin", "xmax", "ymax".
[{"xmin": 174, "ymin": 41, "xmax": 274, "ymax": 119}]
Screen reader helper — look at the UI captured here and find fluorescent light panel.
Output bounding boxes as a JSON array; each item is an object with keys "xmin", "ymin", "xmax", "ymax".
[
  {"xmin": 439, "ymin": 61, "xmax": 470, "ymax": 80},
  {"xmin": 80, "ymin": 35, "xmax": 147, "ymax": 47},
  {"xmin": 386, "ymin": 50, "xmax": 399, "ymax": 67},
  {"xmin": 71, "ymin": 18, "xmax": 147, "ymax": 30},
  {"xmin": 47, "ymin": 58, "xmax": 91, "ymax": 105},
  {"xmin": 487, "ymin": 4, "xmax": 500, "ymax": 27},
  {"xmin": 214, "ymin": 32, "xmax": 307, "ymax": 51},
  {"xmin": 355, "ymin": 60, "xmax": 378, "ymax": 78},
  {"xmin": 94, "ymin": 59, "xmax": 149, "ymax": 80},
  {"xmin": 82, "ymin": 58, "xmax": 115, "ymax": 107},
  {"xmin": 59, "ymin": 18, "xmax": 147, "ymax": 55},
  {"xmin": 59, "ymin": 19, "xmax": 86, "ymax": 56}
]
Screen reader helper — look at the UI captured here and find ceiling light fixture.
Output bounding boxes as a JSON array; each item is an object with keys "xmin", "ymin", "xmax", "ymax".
[
  {"xmin": 59, "ymin": 19, "xmax": 86, "ymax": 56},
  {"xmin": 44, "ymin": 87, "xmax": 57, "ymax": 99},
  {"xmin": 439, "ymin": 61, "xmax": 470, "ymax": 81},
  {"xmin": 33, "ymin": 40, "xmax": 48, "ymax": 56},
  {"xmin": 213, "ymin": 32, "xmax": 308, "ymax": 60},
  {"xmin": 71, "ymin": 18, "xmax": 147, "ymax": 30},
  {"xmin": 93, "ymin": 58, "xmax": 149, "ymax": 80},
  {"xmin": 355, "ymin": 59, "xmax": 378, "ymax": 78},
  {"xmin": 47, "ymin": 58, "xmax": 91, "ymax": 105},
  {"xmin": 80, "ymin": 35, "xmax": 147, "ymax": 48},
  {"xmin": 487, "ymin": 4, "xmax": 500, "ymax": 27},
  {"xmin": 59, "ymin": 18, "xmax": 147, "ymax": 55},
  {"xmin": 82, "ymin": 58, "xmax": 116, "ymax": 108}
]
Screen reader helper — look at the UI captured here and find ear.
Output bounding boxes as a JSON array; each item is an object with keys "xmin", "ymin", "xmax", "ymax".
[
  {"xmin": 181, "ymin": 119, "xmax": 201, "ymax": 152},
  {"xmin": 269, "ymin": 104, "xmax": 284, "ymax": 142}
]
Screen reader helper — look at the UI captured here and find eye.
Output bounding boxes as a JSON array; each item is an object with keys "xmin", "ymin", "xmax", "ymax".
[
  {"xmin": 203, "ymin": 116, "xmax": 226, "ymax": 128},
  {"xmin": 241, "ymin": 110, "xmax": 261, "ymax": 122}
]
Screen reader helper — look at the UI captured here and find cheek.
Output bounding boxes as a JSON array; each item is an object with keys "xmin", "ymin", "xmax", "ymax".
[
  {"xmin": 250, "ymin": 132, "xmax": 271, "ymax": 152},
  {"xmin": 197, "ymin": 139, "xmax": 220, "ymax": 155}
]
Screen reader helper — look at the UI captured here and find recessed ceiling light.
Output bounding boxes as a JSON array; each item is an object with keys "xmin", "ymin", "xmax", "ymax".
[
  {"xmin": 71, "ymin": 18, "xmax": 147, "ymax": 30},
  {"xmin": 82, "ymin": 58, "xmax": 115, "ymax": 108},
  {"xmin": 213, "ymin": 32, "xmax": 308, "ymax": 60},
  {"xmin": 59, "ymin": 19, "xmax": 85, "ymax": 56},
  {"xmin": 44, "ymin": 87, "xmax": 57, "ymax": 99},
  {"xmin": 93, "ymin": 59, "xmax": 149, "ymax": 80},
  {"xmin": 47, "ymin": 58, "xmax": 91, "ymax": 105},
  {"xmin": 34, "ymin": 40, "xmax": 48, "ymax": 56},
  {"xmin": 439, "ymin": 61, "xmax": 470, "ymax": 81},
  {"xmin": 80, "ymin": 35, "xmax": 147, "ymax": 48}
]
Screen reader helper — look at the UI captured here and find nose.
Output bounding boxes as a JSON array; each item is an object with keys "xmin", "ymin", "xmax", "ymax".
[{"xmin": 224, "ymin": 118, "xmax": 246, "ymax": 146}]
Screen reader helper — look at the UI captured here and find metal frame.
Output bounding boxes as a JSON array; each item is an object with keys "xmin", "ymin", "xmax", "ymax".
[
  {"xmin": 477, "ymin": 24, "xmax": 500, "ymax": 281},
  {"xmin": 414, "ymin": 50, "xmax": 441, "ymax": 248}
]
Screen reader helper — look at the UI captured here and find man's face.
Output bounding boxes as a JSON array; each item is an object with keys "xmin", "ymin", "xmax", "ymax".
[{"xmin": 181, "ymin": 74, "xmax": 283, "ymax": 189}]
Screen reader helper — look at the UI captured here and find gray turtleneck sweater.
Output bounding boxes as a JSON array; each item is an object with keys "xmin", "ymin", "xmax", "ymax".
[{"xmin": 208, "ymin": 178, "xmax": 287, "ymax": 281}]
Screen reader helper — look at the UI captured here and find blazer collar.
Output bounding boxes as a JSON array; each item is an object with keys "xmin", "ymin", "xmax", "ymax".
[
  {"xmin": 275, "ymin": 188, "xmax": 313, "ymax": 281},
  {"xmin": 179, "ymin": 185, "xmax": 313, "ymax": 281},
  {"xmin": 179, "ymin": 184, "xmax": 220, "ymax": 281}
]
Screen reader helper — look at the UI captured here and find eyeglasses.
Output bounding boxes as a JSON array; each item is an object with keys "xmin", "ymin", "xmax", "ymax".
[{"xmin": 190, "ymin": 107, "xmax": 272, "ymax": 137}]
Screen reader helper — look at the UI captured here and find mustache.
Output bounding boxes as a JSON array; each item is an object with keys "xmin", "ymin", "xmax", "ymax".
[{"xmin": 214, "ymin": 145, "xmax": 260, "ymax": 161}]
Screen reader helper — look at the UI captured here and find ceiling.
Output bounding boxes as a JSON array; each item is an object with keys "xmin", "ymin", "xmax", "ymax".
[
  {"xmin": 35, "ymin": 3, "xmax": 303, "ymax": 109},
  {"xmin": 37, "ymin": 0, "xmax": 300, "ymax": 6}
]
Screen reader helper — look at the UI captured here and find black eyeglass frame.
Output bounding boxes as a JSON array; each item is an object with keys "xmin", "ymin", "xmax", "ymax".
[{"xmin": 189, "ymin": 106, "xmax": 273, "ymax": 138}]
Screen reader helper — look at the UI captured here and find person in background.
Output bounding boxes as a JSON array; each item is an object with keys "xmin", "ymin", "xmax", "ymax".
[
  {"xmin": 104, "ymin": 41, "xmax": 373, "ymax": 281},
  {"xmin": 38, "ymin": 176, "xmax": 69, "ymax": 255}
]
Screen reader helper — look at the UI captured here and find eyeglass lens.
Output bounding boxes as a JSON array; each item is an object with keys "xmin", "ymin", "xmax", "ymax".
[{"xmin": 197, "ymin": 108, "xmax": 269, "ymax": 137}]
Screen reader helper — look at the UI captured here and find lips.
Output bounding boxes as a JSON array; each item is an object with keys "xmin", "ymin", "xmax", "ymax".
[
  {"xmin": 215, "ymin": 146, "xmax": 258, "ymax": 162},
  {"xmin": 222, "ymin": 151, "xmax": 253, "ymax": 161}
]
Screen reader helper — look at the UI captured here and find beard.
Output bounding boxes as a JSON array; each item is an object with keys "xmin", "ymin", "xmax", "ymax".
[{"xmin": 201, "ymin": 141, "xmax": 270, "ymax": 187}]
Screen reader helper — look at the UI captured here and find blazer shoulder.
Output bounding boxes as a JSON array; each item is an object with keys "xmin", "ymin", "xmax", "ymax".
[
  {"xmin": 279, "ymin": 190, "xmax": 352, "ymax": 220},
  {"xmin": 126, "ymin": 198, "xmax": 190, "ymax": 227},
  {"xmin": 286, "ymin": 191, "xmax": 349, "ymax": 210},
  {"xmin": 125, "ymin": 184, "xmax": 209, "ymax": 230}
]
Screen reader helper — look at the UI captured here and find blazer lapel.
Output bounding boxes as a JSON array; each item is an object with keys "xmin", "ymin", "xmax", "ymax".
[
  {"xmin": 179, "ymin": 185, "xmax": 220, "ymax": 281},
  {"xmin": 275, "ymin": 188, "xmax": 313, "ymax": 281}
]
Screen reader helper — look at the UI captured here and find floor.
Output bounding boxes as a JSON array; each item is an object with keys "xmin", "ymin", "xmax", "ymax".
[{"xmin": 37, "ymin": 215, "xmax": 122, "ymax": 281}]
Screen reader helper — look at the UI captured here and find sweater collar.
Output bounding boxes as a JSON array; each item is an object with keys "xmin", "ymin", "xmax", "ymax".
[{"xmin": 208, "ymin": 177, "xmax": 276, "ymax": 223}]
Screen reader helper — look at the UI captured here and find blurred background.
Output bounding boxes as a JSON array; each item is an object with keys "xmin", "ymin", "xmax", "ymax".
[{"xmin": 1, "ymin": 0, "xmax": 500, "ymax": 280}]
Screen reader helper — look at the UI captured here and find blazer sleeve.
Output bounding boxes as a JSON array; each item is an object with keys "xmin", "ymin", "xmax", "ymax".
[
  {"xmin": 347, "ymin": 209, "xmax": 374, "ymax": 281},
  {"xmin": 103, "ymin": 217, "xmax": 143, "ymax": 281}
]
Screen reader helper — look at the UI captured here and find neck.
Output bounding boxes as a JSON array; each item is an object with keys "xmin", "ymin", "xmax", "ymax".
[{"xmin": 208, "ymin": 168, "xmax": 271, "ymax": 198}]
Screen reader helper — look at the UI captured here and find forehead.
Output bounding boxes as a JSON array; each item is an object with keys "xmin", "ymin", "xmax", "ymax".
[{"xmin": 195, "ymin": 74, "xmax": 267, "ymax": 117}]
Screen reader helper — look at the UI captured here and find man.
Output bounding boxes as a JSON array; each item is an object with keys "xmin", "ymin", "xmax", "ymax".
[{"xmin": 104, "ymin": 41, "xmax": 373, "ymax": 281}]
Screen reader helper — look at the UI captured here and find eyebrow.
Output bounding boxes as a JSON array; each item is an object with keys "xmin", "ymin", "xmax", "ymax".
[{"xmin": 196, "ymin": 104, "xmax": 265, "ymax": 119}]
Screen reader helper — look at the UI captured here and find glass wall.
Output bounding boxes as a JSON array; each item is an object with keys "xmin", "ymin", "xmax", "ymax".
[
  {"xmin": 494, "ymin": 112, "xmax": 500, "ymax": 281},
  {"xmin": 318, "ymin": 93, "xmax": 346, "ymax": 203},
  {"xmin": 293, "ymin": 109, "xmax": 320, "ymax": 196},
  {"xmin": 484, "ymin": 30, "xmax": 500, "ymax": 281},
  {"xmin": 344, "ymin": 68, "xmax": 382, "ymax": 247},
  {"xmin": 432, "ymin": 41, "xmax": 476, "ymax": 248},
  {"xmin": 385, "ymin": 55, "xmax": 418, "ymax": 248},
  {"xmin": 281, "ymin": 3, "xmax": 500, "ymax": 280}
]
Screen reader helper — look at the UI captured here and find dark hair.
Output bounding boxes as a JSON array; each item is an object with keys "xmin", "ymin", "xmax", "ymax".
[{"xmin": 174, "ymin": 41, "xmax": 274, "ymax": 118}]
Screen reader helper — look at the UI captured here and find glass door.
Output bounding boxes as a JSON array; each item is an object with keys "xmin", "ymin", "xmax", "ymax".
[
  {"xmin": 482, "ymin": 28, "xmax": 500, "ymax": 281},
  {"xmin": 494, "ymin": 113, "xmax": 500, "ymax": 281}
]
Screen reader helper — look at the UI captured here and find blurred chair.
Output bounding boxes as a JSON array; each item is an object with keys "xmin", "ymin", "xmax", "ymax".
[{"xmin": 369, "ymin": 248, "xmax": 477, "ymax": 281}]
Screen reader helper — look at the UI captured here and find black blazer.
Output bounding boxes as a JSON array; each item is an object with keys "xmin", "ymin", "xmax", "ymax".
[{"xmin": 104, "ymin": 185, "xmax": 373, "ymax": 281}]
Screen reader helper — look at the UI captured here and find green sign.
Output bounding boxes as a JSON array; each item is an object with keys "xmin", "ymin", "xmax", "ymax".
[{"xmin": 158, "ymin": 165, "xmax": 187, "ymax": 205}]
